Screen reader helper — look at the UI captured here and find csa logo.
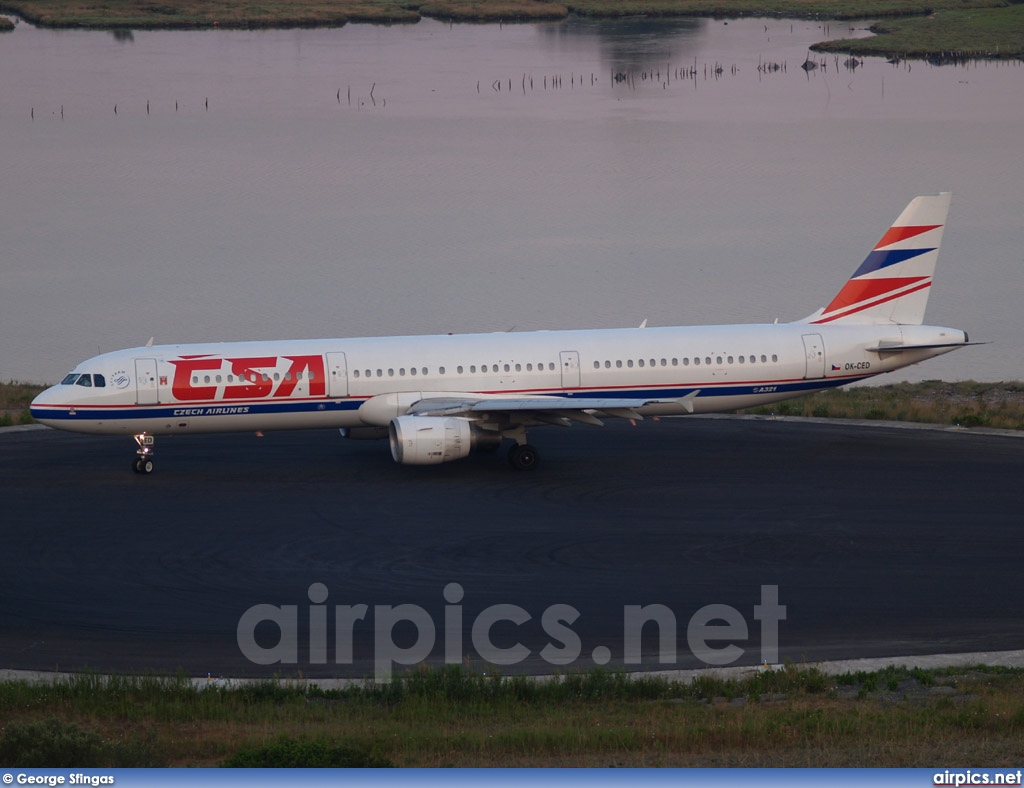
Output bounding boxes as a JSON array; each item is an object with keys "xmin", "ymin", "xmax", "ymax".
[{"xmin": 111, "ymin": 370, "xmax": 131, "ymax": 389}]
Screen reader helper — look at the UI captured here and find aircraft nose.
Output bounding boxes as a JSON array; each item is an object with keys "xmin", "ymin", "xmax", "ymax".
[
  {"xmin": 29, "ymin": 385, "xmax": 63, "ymax": 420},
  {"xmin": 31, "ymin": 385, "xmax": 59, "ymax": 406}
]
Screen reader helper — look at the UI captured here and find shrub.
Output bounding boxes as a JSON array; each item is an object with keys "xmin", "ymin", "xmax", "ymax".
[
  {"xmin": 0, "ymin": 718, "xmax": 106, "ymax": 767},
  {"xmin": 222, "ymin": 737, "xmax": 393, "ymax": 767}
]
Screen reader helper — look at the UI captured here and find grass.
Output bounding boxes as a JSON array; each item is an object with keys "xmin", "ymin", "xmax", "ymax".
[
  {"xmin": 812, "ymin": 3, "xmax": 1024, "ymax": 60},
  {"xmin": 739, "ymin": 380, "xmax": 1024, "ymax": 431},
  {"xmin": 0, "ymin": 381, "xmax": 45, "ymax": 427},
  {"xmin": 1, "ymin": 665, "xmax": 1023, "ymax": 766},
  {"xmin": 0, "ymin": 0, "xmax": 1022, "ymax": 60}
]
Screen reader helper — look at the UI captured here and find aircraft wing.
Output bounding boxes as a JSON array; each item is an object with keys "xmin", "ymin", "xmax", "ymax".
[{"xmin": 406, "ymin": 391, "xmax": 700, "ymax": 426}]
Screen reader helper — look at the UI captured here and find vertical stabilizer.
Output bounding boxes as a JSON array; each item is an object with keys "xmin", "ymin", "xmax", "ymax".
[{"xmin": 803, "ymin": 192, "xmax": 951, "ymax": 326}]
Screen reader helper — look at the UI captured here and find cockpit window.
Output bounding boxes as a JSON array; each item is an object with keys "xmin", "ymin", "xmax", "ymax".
[{"xmin": 60, "ymin": 373, "xmax": 104, "ymax": 387}]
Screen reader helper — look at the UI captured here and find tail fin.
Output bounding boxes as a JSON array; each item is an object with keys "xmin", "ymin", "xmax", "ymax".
[{"xmin": 802, "ymin": 192, "xmax": 951, "ymax": 326}]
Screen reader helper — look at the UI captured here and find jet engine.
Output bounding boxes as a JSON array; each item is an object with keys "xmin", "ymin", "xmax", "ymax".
[{"xmin": 388, "ymin": 415, "xmax": 501, "ymax": 465}]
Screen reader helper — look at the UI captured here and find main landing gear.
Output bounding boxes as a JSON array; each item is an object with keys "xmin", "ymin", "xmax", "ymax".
[
  {"xmin": 132, "ymin": 433, "xmax": 155, "ymax": 474},
  {"xmin": 503, "ymin": 426, "xmax": 539, "ymax": 471},
  {"xmin": 507, "ymin": 443, "xmax": 539, "ymax": 471}
]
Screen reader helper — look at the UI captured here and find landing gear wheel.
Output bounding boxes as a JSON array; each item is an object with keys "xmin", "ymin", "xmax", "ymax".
[
  {"xmin": 132, "ymin": 433, "xmax": 156, "ymax": 475},
  {"xmin": 508, "ymin": 443, "xmax": 539, "ymax": 471}
]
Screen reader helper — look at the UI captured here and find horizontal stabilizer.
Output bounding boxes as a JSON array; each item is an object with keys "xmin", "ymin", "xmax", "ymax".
[{"xmin": 866, "ymin": 340, "xmax": 985, "ymax": 354}]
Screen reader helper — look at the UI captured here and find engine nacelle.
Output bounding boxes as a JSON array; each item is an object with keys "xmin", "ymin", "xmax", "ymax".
[{"xmin": 388, "ymin": 416, "xmax": 500, "ymax": 465}]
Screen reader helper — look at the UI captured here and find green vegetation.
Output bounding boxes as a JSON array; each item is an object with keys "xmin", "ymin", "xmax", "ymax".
[
  {"xmin": 0, "ymin": 381, "xmax": 44, "ymax": 427},
  {"xmin": 739, "ymin": 380, "xmax": 1024, "ymax": 431},
  {"xmin": 0, "ymin": 0, "xmax": 1021, "ymax": 60},
  {"xmin": 1, "ymin": 665, "xmax": 1023, "ymax": 766},
  {"xmin": 812, "ymin": 3, "xmax": 1024, "ymax": 60}
]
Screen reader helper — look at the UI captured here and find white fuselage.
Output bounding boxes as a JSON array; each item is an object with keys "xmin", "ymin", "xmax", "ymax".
[{"xmin": 30, "ymin": 321, "xmax": 966, "ymax": 436}]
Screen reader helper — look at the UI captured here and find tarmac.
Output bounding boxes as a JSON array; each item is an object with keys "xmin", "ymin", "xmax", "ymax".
[{"xmin": 2, "ymin": 416, "xmax": 1023, "ymax": 679}]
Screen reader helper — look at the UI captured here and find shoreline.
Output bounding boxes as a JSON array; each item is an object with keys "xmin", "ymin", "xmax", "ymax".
[{"xmin": 1, "ymin": 0, "xmax": 1022, "ymax": 61}]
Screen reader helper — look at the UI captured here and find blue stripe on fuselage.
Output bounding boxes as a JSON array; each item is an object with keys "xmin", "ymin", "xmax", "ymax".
[{"xmin": 30, "ymin": 377, "xmax": 866, "ymax": 422}]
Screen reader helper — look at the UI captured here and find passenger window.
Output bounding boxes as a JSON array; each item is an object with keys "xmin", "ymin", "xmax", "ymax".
[
  {"xmin": 738, "ymin": 356, "xmax": 744, "ymax": 364},
  {"xmin": 627, "ymin": 360, "xmax": 634, "ymax": 368},
  {"xmin": 716, "ymin": 356, "xmax": 723, "ymax": 365},
  {"xmin": 616, "ymin": 360, "xmax": 622, "ymax": 369},
  {"xmin": 439, "ymin": 367, "xmax": 446, "ymax": 375},
  {"xmin": 727, "ymin": 356, "xmax": 734, "ymax": 364},
  {"xmin": 504, "ymin": 364, "xmax": 510, "ymax": 372},
  {"xmin": 694, "ymin": 358, "xmax": 700, "ymax": 366},
  {"xmin": 470, "ymin": 365, "xmax": 476, "ymax": 373},
  {"xmin": 682, "ymin": 358, "xmax": 689, "ymax": 366},
  {"xmin": 353, "ymin": 370, "xmax": 361, "ymax": 378},
  {"xmin": 772, "ymin": 354, "xmax": 778, "ymax": 362},
  {"xmin": 638, "ymin": 359, "xmax": 644, "ymax": 367},
  {"xmin": 515, "ymin": 364, "xmax": 521, "ymax": 372}
]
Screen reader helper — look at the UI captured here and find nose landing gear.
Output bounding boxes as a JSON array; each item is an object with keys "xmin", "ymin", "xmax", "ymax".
[{"xmin": 132, "ymin": 433, "xmax": 155, "ymax": 474}]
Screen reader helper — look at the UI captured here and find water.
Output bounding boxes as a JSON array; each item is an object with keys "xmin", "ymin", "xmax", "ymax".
[{"xmin": 1, "ymin": 16, "xmax": 1021, "ymax": 383}]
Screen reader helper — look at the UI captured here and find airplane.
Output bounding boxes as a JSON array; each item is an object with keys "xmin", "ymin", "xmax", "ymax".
[{"xmin": 30, "ymin": 192, "xmax": 974, "ymax": 473}]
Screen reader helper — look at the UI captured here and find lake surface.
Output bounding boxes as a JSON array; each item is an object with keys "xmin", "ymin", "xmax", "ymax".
[{"xmin": 1, "ymin": 16, "xmax": 1021, "ymax": 383}]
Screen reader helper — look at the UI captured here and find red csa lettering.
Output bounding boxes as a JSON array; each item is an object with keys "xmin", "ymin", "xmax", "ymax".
[
  {"xmin": 275, "ymin": 355, "xmax": 326, "ymax": 398},
  {"xmin": 224, "ymin": 357, "xmax": 276, "ymax": 399},
  {"xmin": 170, "ymin": 356, "xmax": 221, "ymax": 401}
]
